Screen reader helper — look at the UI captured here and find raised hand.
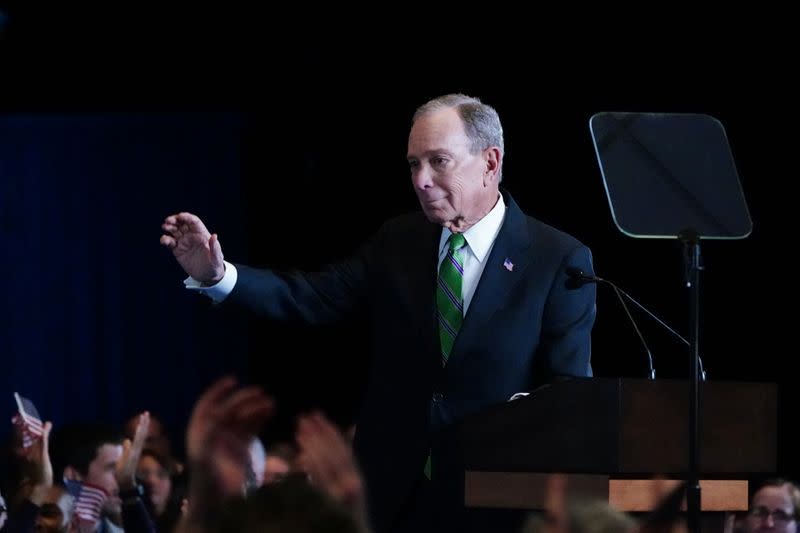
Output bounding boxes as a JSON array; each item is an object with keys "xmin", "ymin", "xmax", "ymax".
[
  {"xmin": 115, "ymin": 412, "xmax": 150, "ymax": 490},
  {"xmin": 296, "ymin": 412, "xmax": 367, "ymax": 527},
  {"xmin": 176, "ymin": 377, "xmax": 273, "ymax": 532},
  {"xmin": 186, "ymin": 377, "xmax": 273, "ymax": 465},
  {"xmin": 160, "ymin": 212, "xmax": 225, "ymax": 283},
  {"xmin": 26, "ymin": 421, "xmax": 53, "ymax": 506}
]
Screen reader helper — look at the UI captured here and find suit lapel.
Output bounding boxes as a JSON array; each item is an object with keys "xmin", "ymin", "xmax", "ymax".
[{"xmin": 445, "ymin": 192, "xmax": 533, "ymax": 372}]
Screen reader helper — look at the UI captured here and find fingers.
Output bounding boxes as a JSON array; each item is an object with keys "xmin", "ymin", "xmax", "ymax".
[
  {"xmin": 41, "ymin": 421, "xmax": 54, "ymax": 487},
  {"xmin": 296, "ymin": 412, "xmax": 361, "ymax": 502},
  {"xmin": 193, "ymin": 376, "xmax": 238, "ymax": 422},
  {"xmin": 297, "ymin": 416, "xmax": 330, "ymax": 485},
  {"xmin": 217, "ymin": 387, "xmax": 274, "ymax": 436},
  {"xmin": 41, "ymin": 421, "xmax": 52, "ymax": 459},
  {"xmin": 164, "ymin": 212, "xmax": 208, "ymax": 234},
  {"xmin": 303, "ymin": 413, "xmax": 350, "ymax": 461},
  {"xmin": 187, "ymin": 377, "xmax": 273, "ymax": 463},
  {"xmin": 161, "ymin": 220, "xmax": 186, "ymax": 243},
  {"xmin": 115, "ymin": 437, "xmax": 139, "ymax": 489},
  {"xmin": 161, "ymin": 212, "xmax": 212, "ymax": 249},
  {"xmin": 126, "ymin": 412, "xmax": 150, "ymax": 470},
  {"xmin": 186, "ymin": 377, "xmax": 238, "ymax": 461},
  {"xmin": 121, "ymin": 438, "xmax": 133, "ymax": 463},
  {"xmin": 209, "ymin": 233, "xmax": 224, "ymax": 265},
  {"xmin": 132, "ymin": 412, "xmax": 150, "ymax": 452}
]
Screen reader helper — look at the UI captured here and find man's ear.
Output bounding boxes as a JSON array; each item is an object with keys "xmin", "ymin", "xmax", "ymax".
[
  {"xmin": 483, "ymin": 147, "xmax": 502, "ymax": 184},
  {"xmin": 63, "ymin": 466, "xmax": 83, "ymax": 482}
]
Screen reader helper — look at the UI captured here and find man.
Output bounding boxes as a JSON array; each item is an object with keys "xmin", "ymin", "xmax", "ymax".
[
  {"xmin": 51, "ymin": 415, "xmax": 155, "ymax": 532},
  {"xmin": 161, "ymin": 94, "xmax": 597, "ymax": 532},
  {"xmin": 745, "ymin": 478, "xmax": 800, "ymax": 533}
]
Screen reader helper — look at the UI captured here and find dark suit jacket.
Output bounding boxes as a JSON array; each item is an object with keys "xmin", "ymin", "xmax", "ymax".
[{"xmin": 227, "ymin": 191, "xmax": 596, "ymax": 532}]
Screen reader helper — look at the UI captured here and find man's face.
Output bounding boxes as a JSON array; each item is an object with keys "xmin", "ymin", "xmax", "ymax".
[
  {"xmin": 136, "ymin": 455, "xmax": 172, "ymax": 513},
  {"xmin": 85, "ymin": 443, "xmax": 123, "ymax": 514},
  {"xmin": 747, "ymin": 485, "xmax": 797, "ymax": 532},
  {"xmin": 407, "ymin": 108, "xmax": 496, "ymax": 232}
]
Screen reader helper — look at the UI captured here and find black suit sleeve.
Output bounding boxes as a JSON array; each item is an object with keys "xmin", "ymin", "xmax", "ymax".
[
  {"xmin": 225, "ymin": 231, "xmax": 380, "ymax": 326},
  {"xmin": 538, "ymin": 244, "xmax": 597, "ymax": 379}
]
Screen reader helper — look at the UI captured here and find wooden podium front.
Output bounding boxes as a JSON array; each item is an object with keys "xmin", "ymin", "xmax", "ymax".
[
  {"xmin": 464, "ymin": 473, "xmax": 748, "ymax": 512},
  {"xmin": 457, "ymin": 378, "xmax": 776, "ymax": 515}
]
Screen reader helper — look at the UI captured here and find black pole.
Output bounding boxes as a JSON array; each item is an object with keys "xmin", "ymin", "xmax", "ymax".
[{"xmin": 680, "ymin": 229, "xmax": 702, "ymax": 533}]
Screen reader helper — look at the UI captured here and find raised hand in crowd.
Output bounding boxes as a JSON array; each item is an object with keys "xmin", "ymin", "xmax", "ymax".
[
  {"xmin": 296, "ymin": 412, "xmax": 369, "ymax": 531},
  {"xmin": 24, "ymin": 421, "xmax": 53, "ymax": 506},
  {"xmin": 177, "ymin": 376, "xmax": 273, "ymax": 532},
  {"xmin": 115, "ymin": 411, "xmax": 150, "ymax": 491}
]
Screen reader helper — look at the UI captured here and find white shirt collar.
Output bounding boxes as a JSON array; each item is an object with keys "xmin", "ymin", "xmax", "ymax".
[{"xmin": 438, "ymin": 194, "xmax": 506, "ymax": 263}]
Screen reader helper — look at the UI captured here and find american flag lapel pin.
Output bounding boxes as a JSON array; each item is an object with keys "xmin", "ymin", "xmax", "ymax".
[{"xmin": 503, "ymin": 258, "xmax": 514, "ymax": 271}]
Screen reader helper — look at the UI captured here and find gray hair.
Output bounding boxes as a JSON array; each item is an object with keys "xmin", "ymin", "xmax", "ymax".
[{"xmin": 412, "ymin": 93, "xmax": 504, "ymax": 156}]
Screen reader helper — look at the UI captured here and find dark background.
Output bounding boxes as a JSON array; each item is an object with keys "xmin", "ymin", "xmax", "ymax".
[{"xmin": 1, "ymin": 7, "xmax": 796, "ymax": 478}]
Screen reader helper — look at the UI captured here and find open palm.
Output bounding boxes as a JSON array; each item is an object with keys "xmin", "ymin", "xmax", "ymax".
[{"xmin": 160, "ymin": 212, "xmax": 225, "ymax": 283}]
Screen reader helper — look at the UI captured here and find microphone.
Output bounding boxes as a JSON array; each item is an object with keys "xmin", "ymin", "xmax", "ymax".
[
  {"xmin": 567, "ymin": 267, "xmax": 655, "ymax": 379},
  {"xmin": 566, "ymin": 267, "xmax": 706, "ymax": 381}
]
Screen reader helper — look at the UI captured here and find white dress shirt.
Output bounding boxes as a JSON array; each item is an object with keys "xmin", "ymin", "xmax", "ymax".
[
  {"xmin": 184, "ymin": 260, "xmax": 238, "ymax": 303},
  {"xmin": 436, "ymin": 194, "xmax": 506, "ymax": 313}
]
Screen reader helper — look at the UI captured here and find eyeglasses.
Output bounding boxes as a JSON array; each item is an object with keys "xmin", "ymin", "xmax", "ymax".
[{"xmin": 749, "ymin": 506, "xmax": 796, "ymax": 524}]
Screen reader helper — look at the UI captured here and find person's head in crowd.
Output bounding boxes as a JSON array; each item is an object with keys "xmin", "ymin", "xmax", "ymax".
[
  {"xmin": 217, "ymin": 473, "xmax": 364, "ymax": 533},
  {"xmin": 34, "ymin": 502, "xmax": 65, "ymax": 532},
  {"xmin": 522, "ymin": 499, "xmax": 638, "ymax": 533},
  {"xmin": 137, "ymin": 446, "xmax": 185, "ymax": 532},
  {"xmin": 136, "ymin": 448, "xmax": 176, "ymax": 516},
  {"xmin": 747, "ymin": 478, "xmax": 800, "ymax": 532},
  {"xmin": 50, "ymin": 424, "xmax": 124, "ymax": 515}
]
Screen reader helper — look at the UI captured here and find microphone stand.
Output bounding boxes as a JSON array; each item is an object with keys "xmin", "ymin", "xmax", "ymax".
[
  {"xmin": 679, "ymin": 228, "xmax": 703, "ymax": 533},
  {"xmin": 609, "ymin": 284, "xmax": 656, "ymax": 380},
  {"xmin": 566, "ymin": 267, "xmax": 707, "ymax": 381},
  {"xmin": 609, "ymin": 282, "xmax": 706, "ymax": 380}
]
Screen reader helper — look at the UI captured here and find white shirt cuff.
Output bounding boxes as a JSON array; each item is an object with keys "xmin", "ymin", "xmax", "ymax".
[
  {"xmin": 184, "ymin": 261, "xmax": 238, "ymax": 303},
  {"xmin": 508, "ymin": 392, "xmax": 530, "ymax": 402}
]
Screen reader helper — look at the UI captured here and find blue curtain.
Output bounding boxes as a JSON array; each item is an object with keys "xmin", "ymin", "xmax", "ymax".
[{"xmin": 1, "ymin": 113, "xmax": 249, "ymax": 452}]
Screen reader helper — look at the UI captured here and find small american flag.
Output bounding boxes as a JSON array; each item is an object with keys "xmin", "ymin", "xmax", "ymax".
[
  {"xmin": 13, "ymin": 392, "xmax": 44, "ymax": 448},
  {"xmin": 503, "ymin": 258, "xmax": 514, "ymax": 272},
  {"xmin": 73, "ymin": 482, "xmax": 109, "ymax": 524}
]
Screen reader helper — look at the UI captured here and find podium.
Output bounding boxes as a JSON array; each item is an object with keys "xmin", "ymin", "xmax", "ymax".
[{"xmin": 458, "ymin": 378, "xmax": 776, "ymax": 516}]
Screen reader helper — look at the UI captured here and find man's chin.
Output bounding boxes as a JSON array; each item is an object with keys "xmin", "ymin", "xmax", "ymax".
[{"xmin": 421, "ymin": 207, "xmax": 450, "ymax": 226}]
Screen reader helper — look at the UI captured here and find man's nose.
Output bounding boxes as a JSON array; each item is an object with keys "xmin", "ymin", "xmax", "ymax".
[{"xmin": 412, "ymin": 167, "xmax": 433, "ymax": 190}]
